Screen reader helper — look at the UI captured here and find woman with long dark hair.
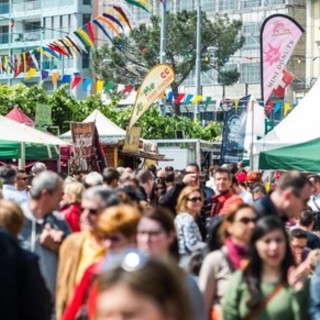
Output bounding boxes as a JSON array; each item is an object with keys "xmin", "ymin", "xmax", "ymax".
[{"xmin": 223, "ymin": 216, "xmax": 309, "ymax": 319}]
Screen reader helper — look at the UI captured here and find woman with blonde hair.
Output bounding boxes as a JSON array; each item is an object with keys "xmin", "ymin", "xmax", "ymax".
[
  {"xmin": 174, "ymin": 186, "xmax": 206, "ymax": 267},
  {"xmin": 199, "ymin": 202, "xmax": 257, "ymax": 320},
  {"xmin": 62, "ymin": 204, "xmax": 140, "ymax": 320},
  {"xmin": 0, "ymin": 199, "xmax": 25, "ymax": 236},
  {"xmin": 60, "ymin": 181, "xmax": 85, "ymax": 232}
]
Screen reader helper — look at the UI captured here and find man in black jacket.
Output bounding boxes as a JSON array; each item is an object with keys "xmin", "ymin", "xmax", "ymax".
[{"xmin": 0, "ymin": 228, "xmax": 51, "ymax": 320}]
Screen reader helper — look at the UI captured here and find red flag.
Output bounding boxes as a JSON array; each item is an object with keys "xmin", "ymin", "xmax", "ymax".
[
  {"xmin": 122, "ymin": 85, "xmax": 134, "ymax": 94},
  {"xmin": 175, "ymin": 93, "xmax": 185, "ymax": 104},
  {"xmin": 71, "ymin": 75, "xmax": 82, "ymax": 90},
  {"xmin": 282, "ymin": 69, "xmax": 294, "ymax": 86},
  {"xmin": 266, "ymin": 102, "xmax": 273, "ymax": 115},
  {"xmin": 273, "ymin": 85, "xmax": 285, "ymax": 98}
]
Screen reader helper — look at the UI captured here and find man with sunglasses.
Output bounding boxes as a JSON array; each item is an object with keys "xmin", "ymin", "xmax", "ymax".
[
  {"xmin": 15, "ymin": 170, "xmax": 31, "ymax": 203},
  {"xmin": 254, "ymin": 170, "xmax": 313, "ymax": 221},
  {"xmin": 56, "ymin": 186, "xmax": 120, "ymax": 320},
  {"xmin": 0, "ymin": 165, "xmax": 27, "ymax": 205}
]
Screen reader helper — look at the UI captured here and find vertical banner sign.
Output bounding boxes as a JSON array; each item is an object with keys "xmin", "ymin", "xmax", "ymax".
[
  {"xmin": 128, "ymin": 64, "xmax": 175, "ymax": 129},
  {"xmin": 71, "ymin": 122, "xmax": 96, "ymax": 172},
  {"xmin": 260, "ymin": 14, "xmax": 303, "ymax": 103},
  {"xmin": 35, "ymin": 103, "xmax": 52, "ymax": 130},
  {"xmin": 220, "ymin": 103, "xmax": 248, "ymax": 164},
  {"xmin": 123, "ymin": 126, "xmax": 141, "ymax": 153}
]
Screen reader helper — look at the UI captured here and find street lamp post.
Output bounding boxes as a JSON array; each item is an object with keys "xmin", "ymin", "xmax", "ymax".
[
  {"xmin": 159, "ymin": 1, "xmax": 167, "ymax": 116},
  {"xmin": 194, "ymin": 0, "xmax": 201, "ymax": 122}
]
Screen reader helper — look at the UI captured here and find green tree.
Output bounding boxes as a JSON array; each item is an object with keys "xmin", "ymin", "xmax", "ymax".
[{"xmin": 92, "ymin": 11, "xmax": 244, "ymax": 114}]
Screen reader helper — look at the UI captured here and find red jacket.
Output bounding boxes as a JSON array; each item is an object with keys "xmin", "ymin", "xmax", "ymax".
[
  {"xmin": 62, "ymin": 261, "xmax": 101, "ymax": 320},
  {"xmin": 60, "ymin": 203, "xmax": 81, "ymax": 232},
  {"xmin": 210, "ymin": 190, "xmax": 234, "ymax": 216}
]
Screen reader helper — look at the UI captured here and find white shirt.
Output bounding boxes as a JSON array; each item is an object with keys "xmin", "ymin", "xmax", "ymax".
[{"xmin": 2, "ymin": 184, "xmax": 28, "ymax": 205}]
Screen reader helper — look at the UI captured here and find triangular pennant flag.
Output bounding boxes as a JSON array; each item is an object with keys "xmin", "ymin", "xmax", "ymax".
[
  {"xmin": 102, "ymin": 13, "xmax": 124, "ymax": 31},
  {"xmin": 52, "ymin": 71, "xmax": 60, "ymax": 85},
  {"xmin": 167, "ymin": 91, "xmax": 174, "ymax": 103},
  {"xmin": 284, "ymin": 102, "xmax": 291, "ymax": 116},
  {"xmin": 71, "ymin": 75, "xmax": 82, "ymax": 90},
  {"xmin": 25, "ymin": 67, "xmax": 37, "ymax": 80},
  {"xmin": 113, "ymin": 6, "xmax": 132, "ymax": 30},
  {"xmin": 266, "ymin": 102, "xmax": 273, "ymax": 115},
  {"xmin": 74, "ymin": 30, "xmax": 90, "ymax": 49},
  {"xmin": 184, "ymin": 94, "xmax": 193, "ymax": 105},
  {"xmin": 78, "ymin": 27, "xmax": 94, "ymax": 48},
  {"xmin": 273, "ymin": 85, "xmax": 285, "ymax": 98},
  {"xmin": 69, "ymin": 33, "xmax": 88, "ymax": 53},
  {"xmin": 92, "ymin": 20, "xmax": 114, "ymax": 43},
  {"xmin": 96, "ymin": 80, "xmax": 104, "ymax": 94},
  {"xmin": 83, "ymin": 78, "xmax": 92, "ymax": 91},
  {"xmin": 41, "ymin": 70, "xmax": 49, "ymax": 79},
  {"xmin": 234, "ymin": 99, "xmax": 239, "ymax": 111},
  {"xmin": 273, "ymin": 101, "xmax": 282, "ymax": 115},
  {"xmin": 282, "ymin": 69, "xmax": 295, "ymax": 86},
  {"xmin": 85, "ymin": 22, "xmax": 95, "ymax": 43},
  {"xmin": 42, "ymin": 46, "xmax": 61, "ymax": 59},
  {"xmin": 57, "ymin": 39, "xmax": 73, "ymax": 57},
  {"xmin": 191, "ymin": 95, "xmax": 202, "ymax": 104},
  {"xmin": 205, "ymin": 97, "xmax": 212, "ymax": 109},
  {"xmin": 122, "ymin": 85, "xmax": 134, "ymax": 94},
  {"xmin": 22, "ymin": 52, "xmax": 27, "ymax": 72},
  {"xmin": 104, "ymin": 81, "xmax": 114, "ymax": 91},
  {"xmin": 175, "ymin": 93, "xmax": 185, "ymax": 104},
  {"xmin": 60, "ymin": 74, "xmax": 71, "ymax": 84},
  {"xmin": 124, "ymin": 0, "xmax": 150, "ymax": 12},
  {"xmin": 97, "ymin": 16, "xmax": 120, "ymax": 35},
  {"xmin": 66, "ymin": 35, "xmax": 82, "ymax": 55}
]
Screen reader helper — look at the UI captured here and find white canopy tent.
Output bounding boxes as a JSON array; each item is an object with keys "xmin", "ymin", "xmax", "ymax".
[
  {"xmin": 253, "ymin": 77, "xmax": 320, "ymax": 170},
  {"xmin": 60, "ymin": 109, "xmax": 126, "ymax": 144}
]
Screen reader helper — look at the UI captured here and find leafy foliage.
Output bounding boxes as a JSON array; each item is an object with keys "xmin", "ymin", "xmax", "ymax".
[
  {"xmin": 92, "ymin": 11, "xmax": 244, "ymax": 114},
  {"xmin": 0, "ymin": 84, "xmax": 221, "ymax": 141}
]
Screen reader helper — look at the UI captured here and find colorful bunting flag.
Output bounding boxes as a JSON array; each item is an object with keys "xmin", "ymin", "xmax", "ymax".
[
  {"xmin": 25, "ymin": 67, "xmax": 37, "ymax": 80},
  {"xmin": 60, "ymin": 74, "xmax": 71, "ymax": 84},
  {"xmin": 78, "ymin": 28, "xmax": 94, "ymax": 48},
  {"xmin": 233, "ymin": 99, "xmax": 239, "ymax": 111},
  {"xmin": 123, "ymin": 85, "xmax": 134, "ymax": 94},
  {"xmin": 98, "ymin": 16, "xmax": 120, "ymax": 35},
  {"xmin": 83, "ymin": 78, "xmax": 92, "ymax": 91},
  {"xmin": 124, "ymin": 0, "xmax": 150, "ymax": 12},
  {"xmin": 102, "ymin": 13, "xmax": 124, "ymax": 31},
  {"xmin": 184, "ymin": 94, "xmax": 193, "ymax": 105},
  {"xmin": 52, "ymin": 71, "xmax": 60, "ymax": 85},
  {"xmin": 104, "ymin": 81, "xmax": 114, "ymax": 91},
  {"xmin": 113, "ymin": 6, "xmax": 132, "ymax": 30},
  {"xmin": 167, "ymin": 91, "xmax": 174, "ymax": 103},
  {"xmin": 273, "ymin": 101, "xmax": 282, "ymax": 115},
  {"xmin": 175, "ymin": 93, "xmax": 185, "ymax": 104},
  {"xmin": 96, "ymin": 80, "xmax": 104, "ymax": 94},
  {"xmin": 205, "ymin": 97, "xmax": 212, "ymax": 108},
  {"xmin": 41, "ymin": 70, "xmax": 49, "ymax": 79},
  {"xmin": 284, "ymin": 102, "xmax": 291, "ymax": 116},
  {"xmin": 191, "ymin": 95, "xmax": 202, "ymax": 104},
  {"xmin": 266, "ymin": 102, "xmax": 273, "ymax": 115},
  {"xmin": 85, "ymin": 22, "xmax": 95, "ymax": 43},
  {"xmin": 93, "ymin": 20, "xmax": 114, "ymax": 43},
  {"xmin": 71, "ymin": 75, "xmax": 82, "ymax": 90}
]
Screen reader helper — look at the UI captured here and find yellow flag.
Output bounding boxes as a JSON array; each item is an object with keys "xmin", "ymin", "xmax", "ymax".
[
  {"xmin": 96, "ymin": 80, "xmax": 104, "ymax": 94},
  {"xmin": 284, "ymin": 102, "xmax": 291, "ymax": 116},
  {"xmin": 25, "ymin": 67, "xmax": 37, "ymax": 80},
  {"xmin": 191, "ymin": 95, "xmax": 203, "ymax": 104},
  {"xmin": 234, "ymin": 99, "xmax": 239, "ymax": 111},
  {"xmin": 52, "ymin": 71, "xmax": 60, "ymax": 85},
  {"xmin": 78, "ymin": 29, "xmax": 94, "ymax": 48}
]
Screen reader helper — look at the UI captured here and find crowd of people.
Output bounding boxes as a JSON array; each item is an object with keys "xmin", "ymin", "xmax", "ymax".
[{"xmin": 1, "ymin": 160, "xmax": 320, "ymax": 319}]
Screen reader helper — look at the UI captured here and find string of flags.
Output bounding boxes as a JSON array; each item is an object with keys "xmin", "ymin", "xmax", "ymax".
[{"xmin": 0, "ymin": 0, "xmax": 158, "ymax": 82}]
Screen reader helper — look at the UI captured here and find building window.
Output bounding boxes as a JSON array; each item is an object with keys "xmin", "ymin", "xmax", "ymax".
[
  {"xmin": 218, "ymin": 0, "xmax": 238, "ymax": 10},
  {"xmin": 202, "ymin": 0, "xmax": 214, "ymax": 11},
  {"xmin": 242, "ymin": 0, "xmax": 261, "ymax": 9},
  {"xmin": 83, "ymin": 0, "xmax": 91, "ymax": 4},
  {"xmin": 242, "ymin": 24, "xmax": 260, "ymax": 48},
  {"xmin": 240, "ymin": 63, "xmax": 260, "ymax": 83},
  {"xmin": 178, "ymin": 0, "xmax": 194, "ymax": 11}
]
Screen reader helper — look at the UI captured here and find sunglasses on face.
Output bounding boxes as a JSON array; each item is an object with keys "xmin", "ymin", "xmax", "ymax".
[
  {"xmin": 18, "ymin": 177, "xmax": 28, "ymax": 181},
  {"xmin": 187, "ymin": 197, "xmax": 203, "ymax": 203},
  {"xmin": 237, "ymin": 217, "xmax": 257, "ymax": 225},
  {"xmin": 81, "ymin": 207, "xmax": 99, "ymax": 215}
]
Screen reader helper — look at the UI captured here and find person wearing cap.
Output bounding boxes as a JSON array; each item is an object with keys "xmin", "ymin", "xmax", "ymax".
[
  {"xmin": 31, "ymin": 162, "xmax": 47, "ymax": 176},
  {"xmin": 0, "ymin": 165, "xmax": 27, "ymax": 205}
]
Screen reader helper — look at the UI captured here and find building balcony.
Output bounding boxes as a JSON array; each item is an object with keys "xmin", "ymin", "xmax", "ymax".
[
  {"xmin": 12, "ymin": 0, "xmax": 41, "ymax": 12},
  {"xmin": 0, "ymin": 30, "xmax": 42, "ymax": 48}
]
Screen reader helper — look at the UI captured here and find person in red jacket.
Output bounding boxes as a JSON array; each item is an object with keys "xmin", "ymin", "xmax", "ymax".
[
  {"xmin": 62, "ymin": 204, "xmax": 140, "ymax": 320},
  {"xmin": 60, "ymin": 181, "xmax": 85, "ymax": 232}
]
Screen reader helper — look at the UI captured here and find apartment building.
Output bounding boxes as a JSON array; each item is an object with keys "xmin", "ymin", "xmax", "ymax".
[
  {"xmin": 0, "ymin": 0, "xmax": 92, "ymax": 97},
  {"xmin": 128, "ymin": 0, "xmax": 307, "ymax": 105}
]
